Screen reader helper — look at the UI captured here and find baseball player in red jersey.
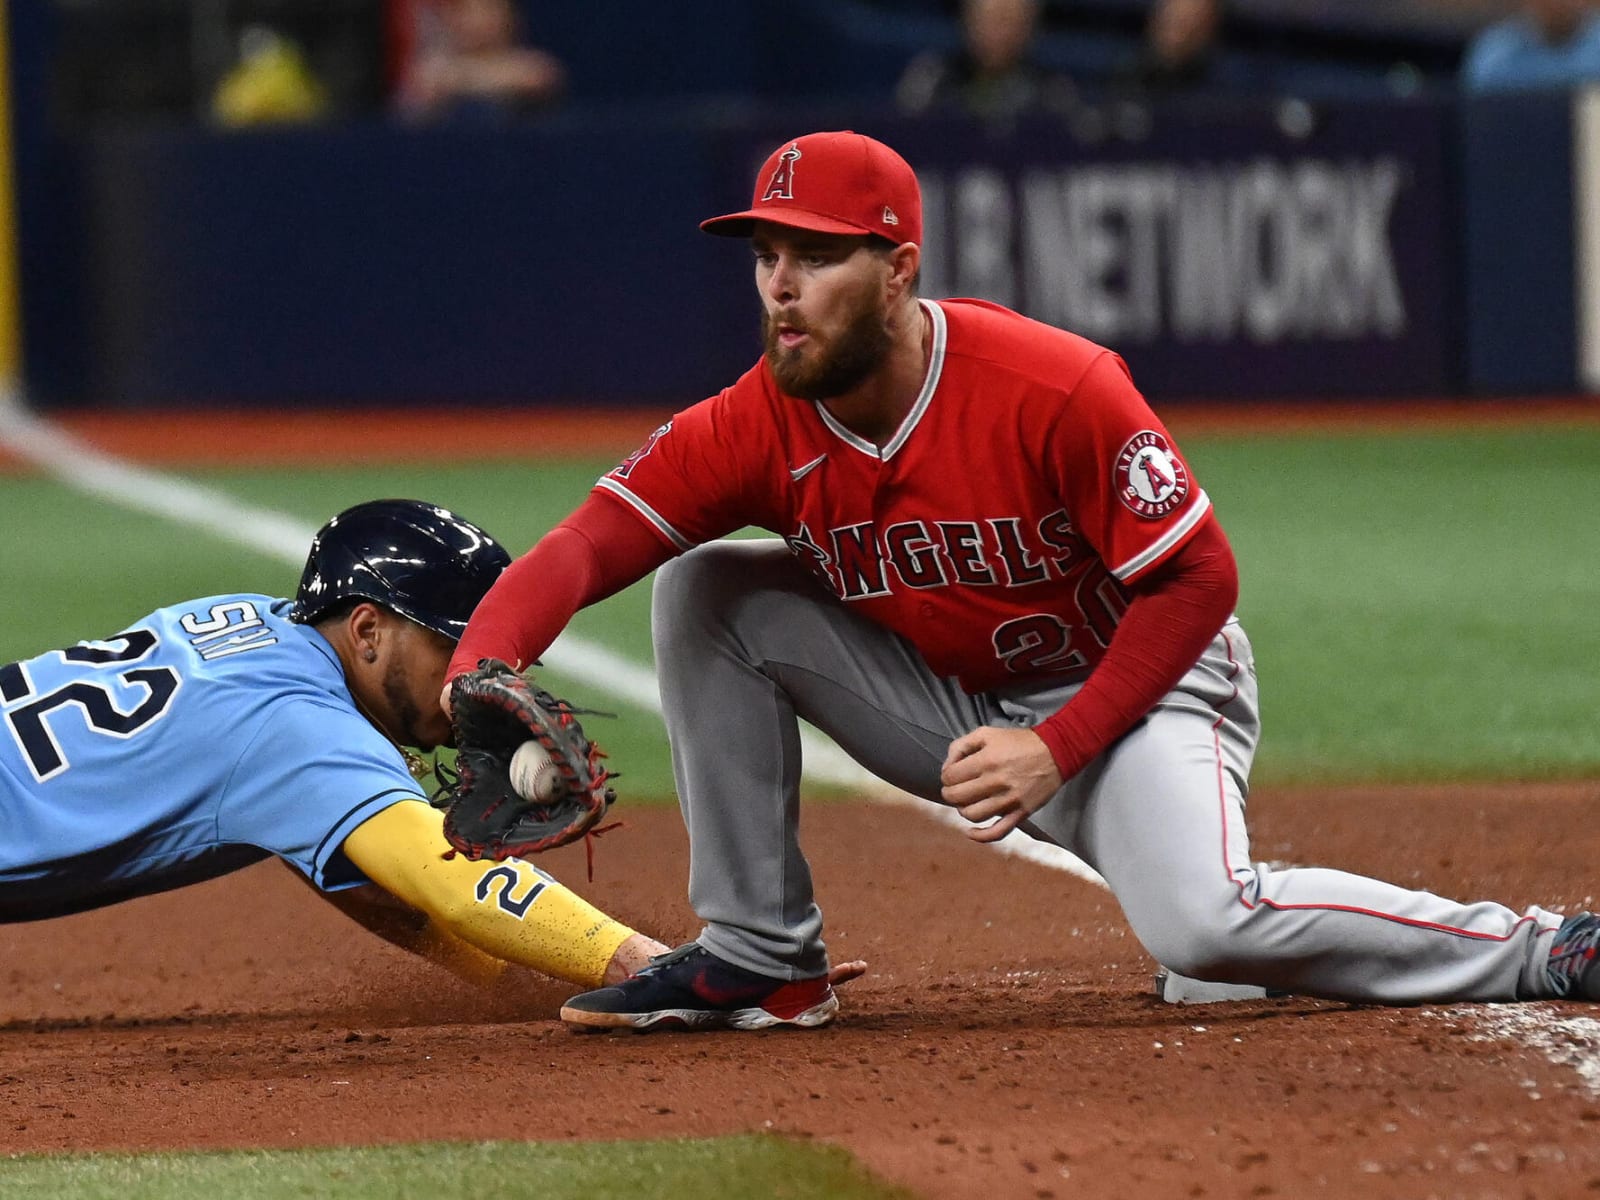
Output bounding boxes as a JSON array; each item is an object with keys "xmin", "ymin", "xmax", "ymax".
[{"xmin": 447, "ymin": 130, "xmax": 1600, "ymax": 1031}]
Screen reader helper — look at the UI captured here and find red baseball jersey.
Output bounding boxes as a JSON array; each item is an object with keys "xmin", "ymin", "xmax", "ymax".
[{"xmin": 595, "ymin": 298, "xmax": 1212, "ymax": 694}]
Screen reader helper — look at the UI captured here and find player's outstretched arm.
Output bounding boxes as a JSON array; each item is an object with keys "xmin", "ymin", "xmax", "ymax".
[{"xmin": 340, "ymin": 800, "xmax": 667, "ymax": 988}]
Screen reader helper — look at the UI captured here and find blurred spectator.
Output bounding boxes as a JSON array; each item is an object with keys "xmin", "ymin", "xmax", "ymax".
[
  {"xmin": 53, "ymin": 0, "xmax": 385, "ymax": 130},
  {"xmin": 1460, "ymin": 0, "xmax": 1600, "ymax": 93},
  {"xmin": 211, "ymin": 26, "xmax": 331, "ymax": 127},
  {"xmin": 895, "ymin": 0, "xmax": 1079, "ymax": 124},
  {"xmin": 394, "ymin": 0, "xmax": 566, "ymax": 121},
  {"xmin": 1108, "ymin": 0, "xmax": 1231, "ymax": 99}
]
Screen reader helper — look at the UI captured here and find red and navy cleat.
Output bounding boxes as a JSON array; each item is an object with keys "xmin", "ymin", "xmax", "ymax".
[
  {"xmin": 1547, "ymin": 912, "xmax": 1600, "ymax": 1000},
  {"xmin": 560, "ymin": 942, "xmax": 838, "ymax": 1032}
]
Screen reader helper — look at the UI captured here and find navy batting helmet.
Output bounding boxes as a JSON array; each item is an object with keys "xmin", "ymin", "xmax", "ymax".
[{"xmin": 290, "ymin": 499, "xmax": 511, "ymax": 641}]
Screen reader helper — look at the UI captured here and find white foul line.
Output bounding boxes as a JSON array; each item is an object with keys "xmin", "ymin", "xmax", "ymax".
[{"xmin": 0, "ymin": 388, "xmax": 315, "ymax": 562}]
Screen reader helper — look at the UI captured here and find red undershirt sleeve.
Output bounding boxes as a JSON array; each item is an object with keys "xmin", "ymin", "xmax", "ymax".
[
  {"xmin": 1032, "ymin": 514, "xmax": 1240, "ymax": 781},
  {"xmin": 448, "ymin": 493, "xmax": 677, "ymax": 680}
]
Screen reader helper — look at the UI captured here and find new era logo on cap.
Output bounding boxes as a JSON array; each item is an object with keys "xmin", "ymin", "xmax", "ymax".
[{"xmin": 701, "ymin": 131, "xmax": 923, "ymax": 246}]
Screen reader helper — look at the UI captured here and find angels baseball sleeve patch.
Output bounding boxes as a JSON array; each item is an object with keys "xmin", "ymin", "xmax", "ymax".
[{"xmin": 1114, "ymin": 430, "xmax": 1190, "ymax": 518}]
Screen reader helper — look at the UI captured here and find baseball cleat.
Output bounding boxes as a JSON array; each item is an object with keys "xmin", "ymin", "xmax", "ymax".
[
  {"xmin": 560, "ymin": 941, "xmax": 838, "ymax": 1032},
  {"xmin": 1546, "ymin": 912, "xmax": 1600, "ymax": 999}
]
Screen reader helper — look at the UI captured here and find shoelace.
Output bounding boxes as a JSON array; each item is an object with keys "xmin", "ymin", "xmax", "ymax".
[
  {"xmin": 638, "ymin": 943, "xmax": 703, "ymax": 976},
  {"xmin": 1547, "ymin": 913, "xmax": 1600, "ymax": 997}
]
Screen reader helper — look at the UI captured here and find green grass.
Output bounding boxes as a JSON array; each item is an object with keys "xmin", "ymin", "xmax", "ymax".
[
  {"xmin": 1186, "ymin": 427, "xmax": 1600, "ymax": 781},
  {"xmin": 0, "ymin": 1136, "xmax": 914, "ymax": 1200},
  {"xmin": 2, "ymin": 476, "xmax": 293, "ymax": 646},
  {"xmin": 4, "ymin": 426, "xmax": 1599, "ymax": 788}
]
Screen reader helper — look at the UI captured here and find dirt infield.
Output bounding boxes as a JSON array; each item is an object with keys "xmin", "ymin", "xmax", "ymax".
[{"xmin": 3, "ymin": 782, "xmax": 1598, "ymax": 1199}]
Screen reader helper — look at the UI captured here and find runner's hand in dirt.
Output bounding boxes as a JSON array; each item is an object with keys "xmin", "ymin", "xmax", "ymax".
[
  {"xmin": 828, "ymin": 960, "xmax": 869, "ymax": 988},
  {"xmin": 939, "ymin": 726, "xmax": 1063, "ymax": 844}
]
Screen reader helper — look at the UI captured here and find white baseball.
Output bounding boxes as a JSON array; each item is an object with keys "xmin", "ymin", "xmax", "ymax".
[{"xmin": 510, "ymin": 740, "xmax": 561, "ymax": 802}]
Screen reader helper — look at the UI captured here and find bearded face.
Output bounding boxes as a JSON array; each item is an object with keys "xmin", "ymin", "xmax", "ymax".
[{"xmin": 762, "ymin": 274, "xmax": 895, "ymax": 401}]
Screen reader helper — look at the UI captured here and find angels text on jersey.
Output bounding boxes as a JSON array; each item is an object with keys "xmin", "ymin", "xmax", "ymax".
[{"xmin": 783, "ymin": 507, "xmax": 1101, "ymax": 600}]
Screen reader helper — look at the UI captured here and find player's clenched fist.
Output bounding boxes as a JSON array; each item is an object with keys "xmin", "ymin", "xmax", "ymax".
[{"xmin": 938, "ymin": 726, "xmax": 1064, "ymax": 844}]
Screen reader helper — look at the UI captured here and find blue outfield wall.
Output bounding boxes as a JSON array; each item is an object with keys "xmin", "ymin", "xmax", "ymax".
[
  {"xmin": 1459, "ymin": 92, "xmax": 1578, "ymax": 396},
  {"xmin": 11, "ymin": 89, "xmax": 1599, "ymax": 408},
  {"xmin": 71, "ymin": 117, "xmax": 742, "ymax": 408}
]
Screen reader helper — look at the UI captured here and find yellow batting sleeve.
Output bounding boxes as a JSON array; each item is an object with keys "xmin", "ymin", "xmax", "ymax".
[{"xmin": 342, "ymin": 800, "xmax": 634, "ymax": 988}]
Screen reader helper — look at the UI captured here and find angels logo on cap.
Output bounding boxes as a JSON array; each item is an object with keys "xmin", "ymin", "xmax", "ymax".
[
  {"xmin": 1115, "ymin": 431, "xmax": 1190, "ymax": 518},
  {"xmin": 761, "ymin": 144, "xmax": 802, "ymax": 202},
  {"xmin": 700, "ymin": 130, "xmax": 923, "ymax": 247}
]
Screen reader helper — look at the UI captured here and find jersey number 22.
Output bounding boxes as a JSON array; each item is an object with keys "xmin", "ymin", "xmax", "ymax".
[{"xmin": 0, "ymin": 630, "xmax": 181, "ymax": 782}]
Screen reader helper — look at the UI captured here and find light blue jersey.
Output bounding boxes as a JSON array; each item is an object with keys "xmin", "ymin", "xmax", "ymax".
[{"xmin": 0, "ymin": 594, "xmax": 426, "ymax": 920}]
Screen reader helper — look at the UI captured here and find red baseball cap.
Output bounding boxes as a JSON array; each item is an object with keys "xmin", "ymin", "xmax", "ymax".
[{"xmin": 700, "ymin": 130, "xmax": 922, "ymax": 246}]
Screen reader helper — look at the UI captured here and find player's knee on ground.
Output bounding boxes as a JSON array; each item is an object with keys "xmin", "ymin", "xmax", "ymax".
[{"xmin": 1126, "ymin": 877, "xmax": 1278, "ymax": 986}]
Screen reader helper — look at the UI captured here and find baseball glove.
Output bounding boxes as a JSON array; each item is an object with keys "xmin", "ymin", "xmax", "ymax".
[{"xmin": 436, "ymin": 659, "xmax": 616, "ymax": 861}]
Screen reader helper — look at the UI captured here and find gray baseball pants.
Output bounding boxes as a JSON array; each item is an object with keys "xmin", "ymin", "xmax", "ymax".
[{"xmin": 653, "ymin": 539, "xmax": 1564, "ymax": 1002}]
